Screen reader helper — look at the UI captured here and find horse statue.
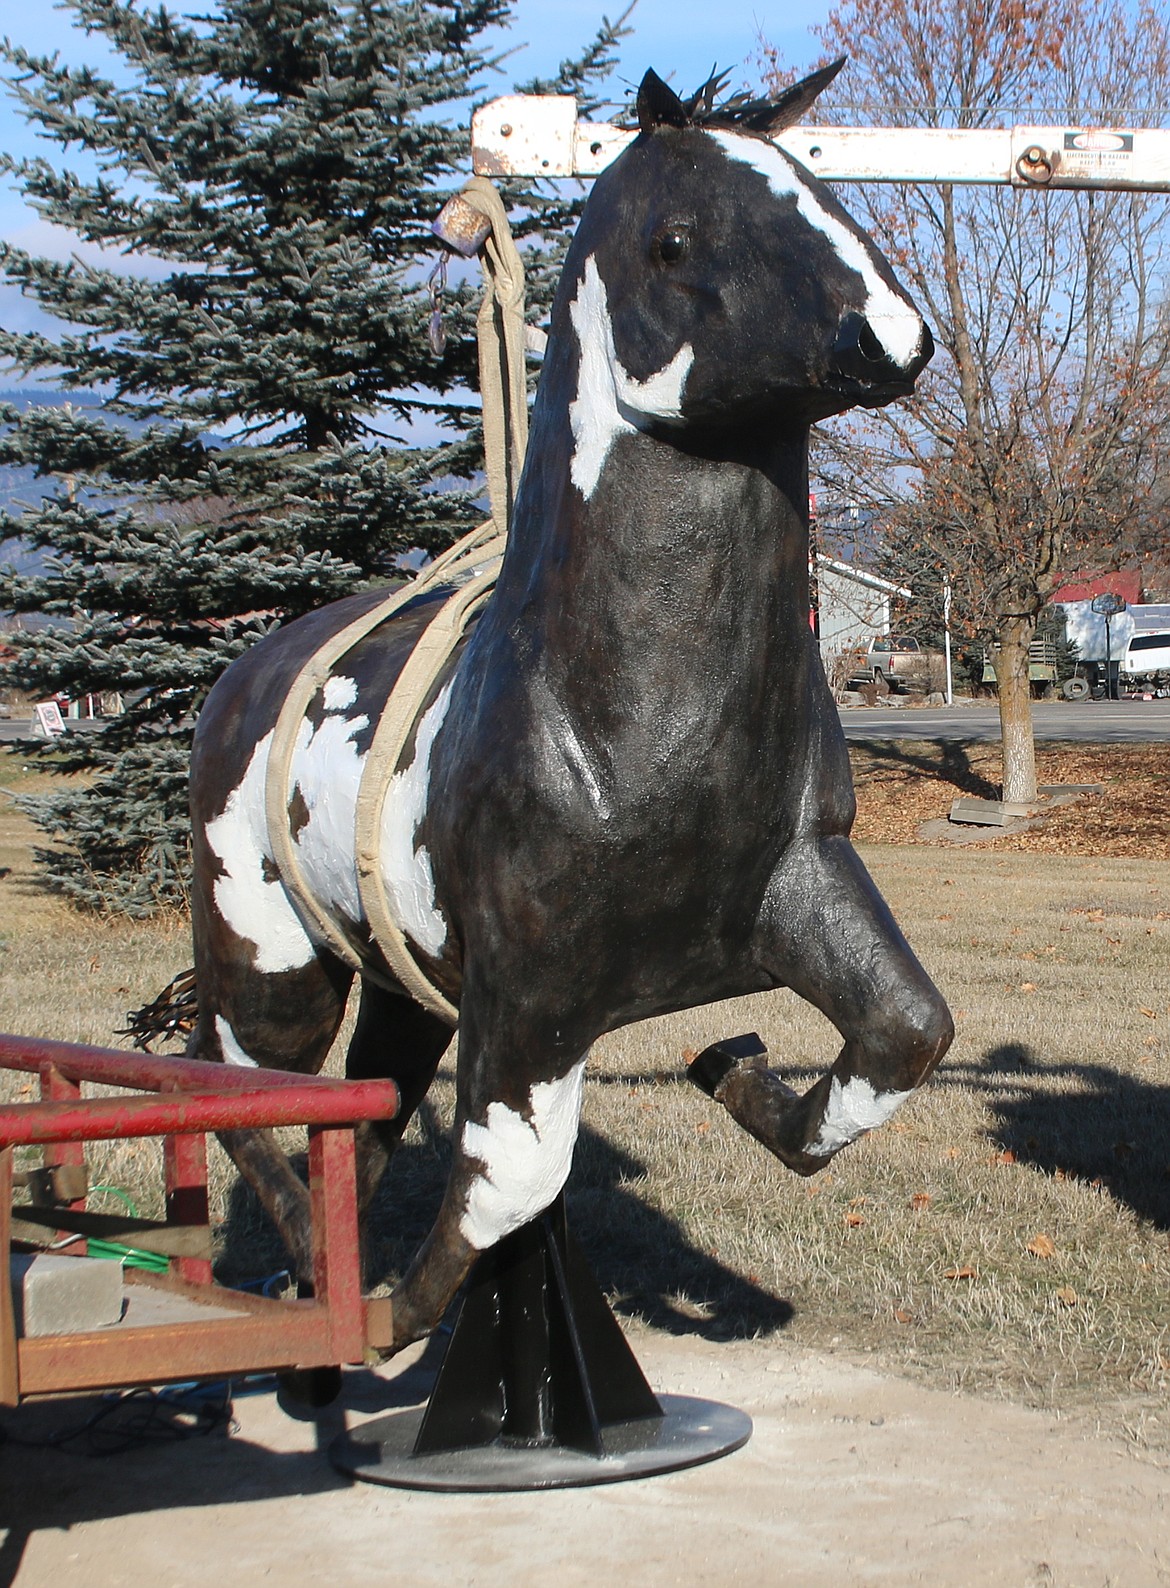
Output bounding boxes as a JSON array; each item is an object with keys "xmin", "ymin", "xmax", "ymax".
[{"xmin": 187, "ymin": 63, "xmax": 953, "ymax": 1354}]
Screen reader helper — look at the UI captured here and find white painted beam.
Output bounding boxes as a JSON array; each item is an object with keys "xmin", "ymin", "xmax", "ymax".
[{"xmin": 471, "ymin": 97, "xmax": 1170, "ymax": 191}]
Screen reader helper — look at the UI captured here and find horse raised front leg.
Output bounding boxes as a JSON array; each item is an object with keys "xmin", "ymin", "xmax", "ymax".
[
  {"xmin": 387, "ymin": 994, "xmax": 589, "ymax": 1353},
  {"xmin": 692, "ymin": 835, "xmax": 953, "ymax": 1175}
]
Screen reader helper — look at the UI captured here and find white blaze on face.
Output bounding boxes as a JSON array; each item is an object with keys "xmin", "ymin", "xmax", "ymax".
[
  {"xmin": 806, "ymin": 1075, "xmax": 911, "ymax": 1158},
  {"xmin": 205, "ymin": 728, "xmax": 316, "ymax": 975},
  {"xmin": 378, "ymin": 681, "xmax": 453, "ymax": 958},
  {"xmin": 709, "ymin": 129, "xmax": 925, "ymax": 370},
  {"xmin": 569, "ymin": 254, "xmax": 695, "ymax": 499},
  {"xmin": 460, "ymin": 1058, "xmax": 588, "ymax": 1249}
]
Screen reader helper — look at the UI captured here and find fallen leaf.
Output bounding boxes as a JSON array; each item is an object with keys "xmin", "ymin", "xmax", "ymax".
[
  {"xmin": 1027, "ymin": 1233, "xmax": 1057, "ymax": 1259},
  {"xmin": 844, "ymin": 1211, "xmax": 865, "ymax": 1228},
  {"xmin": 994, "ymin": 1150, "xmax": 1016, "ymax": 1166},
  {"xmin": 945, "ymin": 1265, "xmax": 977, "ymax": 1280},
  {"xmin": 1020, "ymin": 981, "xmax": 1037, "ymax": 993},
  {"xmin": 1140, "ymin": 1007, "xmax": 1157, "ymax": 1019},
  {"xmin": 910, "ymin": 1192, "xmax": 932, "ymax": 1211},
  {"xmin": 943, "ymin": 1146, "xmax": 962, "ymax": 1160},
  {"xmin": 695, "ymin": 1120, "xmax": 711, "ymax": 1134},
  {"xmin": 1055, "ymin": 1286, "xmax": 1078, "ymax": 1307},
  {"xmin": 893, "ymin": 1307, "xmax": 914, "ymax": 1324}
]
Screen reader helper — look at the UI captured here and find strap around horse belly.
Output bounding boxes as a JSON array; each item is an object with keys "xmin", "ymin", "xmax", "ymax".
[
  {"xmin": 263, "ymin": 525, "xmax": 504, "ymax": 1025},
  {"xmin": 263, "ymin": 174, "xmax": 525, "ymax": 1028}
]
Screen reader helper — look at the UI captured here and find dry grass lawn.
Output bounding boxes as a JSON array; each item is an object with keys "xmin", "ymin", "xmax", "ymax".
[{"xmin": 3, "ymin": 742, "xmax": 1168, "ymax": 1451}]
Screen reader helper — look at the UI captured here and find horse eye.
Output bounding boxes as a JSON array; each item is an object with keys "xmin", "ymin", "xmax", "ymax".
[{"xmin": 655, "ymin": 228, "xmax": 689, "ymax": 265}]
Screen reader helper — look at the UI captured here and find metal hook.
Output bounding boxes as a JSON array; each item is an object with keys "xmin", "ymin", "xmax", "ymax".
[{"xmin": 427, "ymin": 255, "xmax": 448, "ymax": 358}]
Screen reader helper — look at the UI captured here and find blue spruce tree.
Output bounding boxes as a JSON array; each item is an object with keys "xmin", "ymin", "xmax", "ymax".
[{"xmin": 0, "ymin": 0, "xmax": 626, "ymax": 911}]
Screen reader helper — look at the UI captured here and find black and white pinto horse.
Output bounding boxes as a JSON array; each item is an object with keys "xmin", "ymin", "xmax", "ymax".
[{"xmin": 188, "ymin": 65, "xmax": 953, "ymax": 1351}]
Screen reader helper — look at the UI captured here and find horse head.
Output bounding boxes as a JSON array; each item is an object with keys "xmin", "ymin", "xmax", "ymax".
[{"xmin": 554, "ymin": 62, "xmax": 932, "ymax": 494}]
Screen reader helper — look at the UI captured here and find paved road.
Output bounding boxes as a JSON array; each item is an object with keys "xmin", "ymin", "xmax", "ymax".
[
  {"xmin": 3, "ymin": 700, "xmax": 1169, "ymax": 746},
  {"xmin": 840, "ymin": 698, "xmax": 1170, "ymax": 743}
]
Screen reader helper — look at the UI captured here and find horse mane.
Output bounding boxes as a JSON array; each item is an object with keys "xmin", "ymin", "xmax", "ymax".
[{"xmin": 632, "ymin": 60, "xmax": 846, "ymax": 136}]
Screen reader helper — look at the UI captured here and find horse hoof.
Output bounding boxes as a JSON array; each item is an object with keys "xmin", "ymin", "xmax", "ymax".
[
  {"xmin": 687, "ymin": 1032, "xmax": 768, "ymax": 1097},
  {"xmin": 276, "ymin": 1365, "xmax": 343, "ymax": 1414}
]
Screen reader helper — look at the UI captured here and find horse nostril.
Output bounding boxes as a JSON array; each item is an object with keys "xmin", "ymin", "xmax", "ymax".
[
  {"xmin": 857, "ymin": 319, "xmax": 886, "ymax": 364},
  {"xmin": 830, "ymin": 309, "xmax": 924, "ymax": 385}
]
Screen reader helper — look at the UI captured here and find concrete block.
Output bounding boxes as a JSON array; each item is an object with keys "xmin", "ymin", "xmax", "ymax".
[
  {"xmin": 9, "ymin": 1252, "xmax": 124, "ymax": 1338},
  {"xmin": 949, "ymin": 797, "xmax": 1034, "ymax": 827}
]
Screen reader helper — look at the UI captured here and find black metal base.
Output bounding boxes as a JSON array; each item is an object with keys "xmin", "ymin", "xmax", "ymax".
[
  {"xmin": 330, "ymin": 1197, "xmax": 752, "ymax": 1492},
  {"xmin": 331, "ymin": 1393, "xmax": 752, "ymax": 1492}
]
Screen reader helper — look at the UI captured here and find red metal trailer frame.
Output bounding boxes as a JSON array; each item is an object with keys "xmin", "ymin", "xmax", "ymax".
[{"xmin": 1, "ymin": 1032, "xmax": 399, "ymax": 1407}]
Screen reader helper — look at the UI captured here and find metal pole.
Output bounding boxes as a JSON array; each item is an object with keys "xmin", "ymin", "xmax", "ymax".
[{"xmin": 943, "ymin": 579, "xmax": 954, "ymax": 705}]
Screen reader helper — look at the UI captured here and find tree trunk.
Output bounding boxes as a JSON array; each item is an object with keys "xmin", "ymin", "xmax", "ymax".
[{"xmin": 997, "ymin": 615, "xmax": 1038, "ymax": 803}]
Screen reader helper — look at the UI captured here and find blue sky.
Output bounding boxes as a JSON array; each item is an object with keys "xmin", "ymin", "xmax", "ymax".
[
  {"xmin": 0, "ymin": 0, "xmax": 831, "ymax": 229},
  {"xmin": 0, "ymin": 1, "xmax": 831, "ymax": 368}
]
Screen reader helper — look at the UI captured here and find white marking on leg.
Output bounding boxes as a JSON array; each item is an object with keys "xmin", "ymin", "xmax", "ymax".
[
  {"xmin": 709, "ymin": 130, "xmax": 925, "ymax": 369},
  {"xmin": 569, "ymin": 255, "xmax": 694, "ymax": 499},
  {"xmin": 215, "ymin": 1014, "xmax": 258, "ymax": 1068},
  {"xmin": 806, "ymin": 1075, "xmax": 912, "ymax": 1158},
  {"xmin": 205, "ymin": 731, "xmax": 316, "ymax": 974},
  {"xmin": 459, "ymin": 1058, "xmax": 588, "ymax": 1249},
  {"xmin": 379, "ymin": 682, "xmax": 453, "ymax": 957}
]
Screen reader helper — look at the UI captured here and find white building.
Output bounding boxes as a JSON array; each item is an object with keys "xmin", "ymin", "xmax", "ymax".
[{"xmin": 815, "ymin": 554, "xmax": 912, "ymax": 662}]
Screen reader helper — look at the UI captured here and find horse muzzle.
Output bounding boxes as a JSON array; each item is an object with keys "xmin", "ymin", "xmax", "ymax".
[{"xmin": 828, "ymin": 311, "xmax": 934, "ymax": 399}]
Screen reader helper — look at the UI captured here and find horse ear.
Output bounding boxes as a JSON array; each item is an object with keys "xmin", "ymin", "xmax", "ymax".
[
  {"xmin": 762, "ymin": 57, "xmax": 846, "ymax": 132},
  {"xmin": 637, "ymin": 69, "xmax": 689, "ymax": 131}
]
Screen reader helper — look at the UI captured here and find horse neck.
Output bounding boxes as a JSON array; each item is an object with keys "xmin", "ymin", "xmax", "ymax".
[{"xmin": 493, "ymin": 375, "xmax": 814, "ymax": 680}]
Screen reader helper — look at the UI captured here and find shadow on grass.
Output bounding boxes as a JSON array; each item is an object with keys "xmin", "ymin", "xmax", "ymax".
[
  {"xmin": 214, "ymin": 1099, "xmax": 793, "ymax": 1346},
  {"xmin": 852, "ymin": 736, "xmax": 999, "ymax": 799},
  {"xmin": 971, "ymin": 1043, "xmax": 1170, "ymax": 1231}
]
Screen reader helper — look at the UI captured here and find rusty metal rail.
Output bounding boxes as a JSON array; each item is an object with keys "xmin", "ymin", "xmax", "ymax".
[{"xmin": 1, "ymin": 1032, "xmax": 399, "ymax": 1407}]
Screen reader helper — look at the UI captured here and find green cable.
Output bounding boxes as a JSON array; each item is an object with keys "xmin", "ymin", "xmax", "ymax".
[{"xmin": 85, "ymin": 1184, "xmax": 171, "ymax": 1273}]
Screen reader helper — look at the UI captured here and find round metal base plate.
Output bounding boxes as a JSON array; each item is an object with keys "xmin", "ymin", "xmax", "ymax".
[{"xmin": 330, "ymin": 1394, "xmax": 752, "ymax": 1492}]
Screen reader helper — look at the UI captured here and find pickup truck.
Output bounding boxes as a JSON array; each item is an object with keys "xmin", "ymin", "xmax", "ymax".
[{"xmin": 848, "ymin": 635, "xmax": 930, "ymax": 693}]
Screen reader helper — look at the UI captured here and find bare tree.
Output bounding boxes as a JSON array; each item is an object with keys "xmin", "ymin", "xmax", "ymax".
[{"xmin": 762, "ymin": 0, "xmax": 1170, "ymax": 799}]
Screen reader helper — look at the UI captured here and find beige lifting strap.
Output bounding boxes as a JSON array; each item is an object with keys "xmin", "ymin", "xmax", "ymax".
[{"xmin": 263, "ymin": 177, "xmax": 528, "ymax": 1025}]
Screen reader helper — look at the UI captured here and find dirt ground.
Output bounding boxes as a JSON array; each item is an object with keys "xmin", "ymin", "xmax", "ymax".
[{"xmin": 3, "ymin": 1327, "xmax": 1167, "ymax": 1588}]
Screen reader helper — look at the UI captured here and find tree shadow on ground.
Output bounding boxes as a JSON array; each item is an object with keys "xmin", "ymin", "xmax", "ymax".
[
  {"xmin": 953, "ymin": 1043, "xmax": 1170, "ymax": 1231},
  {"xmin": 852, "ymin": 736, "xmax": 999, "ymax": 799},
  {"xmin": 215, "ymin": 1101, "xmax": 793, "ymax": 1345}
]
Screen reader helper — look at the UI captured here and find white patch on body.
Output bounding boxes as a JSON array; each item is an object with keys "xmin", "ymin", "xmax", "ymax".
[
  {"xmin": 205, "ymin": 730, "xmax": 316, "ymax": 975},
  {"xmin": 215, "ymin": 1014, "xmax": 258, "ymax": 1067},
  {"xmin": 287, "ymin": 710, "xmax": 370, "ymax": 923},
  {"xmin": 806, "ymin": 1075, "xmax": 911, "ymax": 1158},
  {"xmin": 459, "ymin": 1058, "xmax": 588, "ymax": 1249},
  {"xmin": 569, "ymin": 255, "xmax": 694, "ymax": 499},
  {"xmin": 710, "ymin": 130, "xmax": 925, "ymax": 369},
  {"xmin": 323, "ymin": 675, "xmax": 358, "ymax": 712},
  {"xmin": 378, "ymin": 682, "xmax": 454, "ymax": 958},
  {"xmin": 207, "ymin": 675, "xmax": 453, "ymax": 972}
]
